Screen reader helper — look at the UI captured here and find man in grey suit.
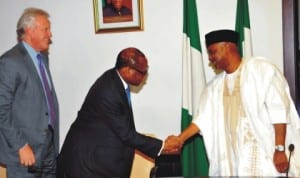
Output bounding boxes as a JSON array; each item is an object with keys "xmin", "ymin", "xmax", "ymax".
[{"xmin": 0, "ymin": 7, "xmax": 59, "ymax": 178}]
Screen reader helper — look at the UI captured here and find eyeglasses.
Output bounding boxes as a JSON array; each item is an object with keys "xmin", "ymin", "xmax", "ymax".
[{"xmin": 131, "ymin": 66, "xmax": 148, "ymax": 75}]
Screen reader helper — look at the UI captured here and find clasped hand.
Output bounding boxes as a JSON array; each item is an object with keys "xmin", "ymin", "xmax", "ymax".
[{"xmin": 162, "ymin": 135, "xmax": 183, "ymax": 154}]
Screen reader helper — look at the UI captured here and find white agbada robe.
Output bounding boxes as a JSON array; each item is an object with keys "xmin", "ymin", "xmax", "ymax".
[{"xmin": 193, "ymin": 57, "xmax": 300, "ymax": 176}]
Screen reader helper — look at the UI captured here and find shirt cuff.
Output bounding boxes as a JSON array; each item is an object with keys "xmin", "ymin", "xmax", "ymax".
[{"xmin": 157, "ymin": 141, "xmax": 164, "ymax": 156}]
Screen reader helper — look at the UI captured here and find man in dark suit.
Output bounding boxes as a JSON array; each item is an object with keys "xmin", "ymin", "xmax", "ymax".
[
  {"xmin": 57, "ymin": 47, "xmax": 172, "ymax": 178},
  {"xmin": 0, "ymin": 8, "xmax": 59, "ymax": 178}
]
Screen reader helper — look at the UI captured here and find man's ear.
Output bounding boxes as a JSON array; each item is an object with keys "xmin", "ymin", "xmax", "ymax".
[{"xmin": 118, "ymin": 66, "xmax": 130, "ymax": 77}]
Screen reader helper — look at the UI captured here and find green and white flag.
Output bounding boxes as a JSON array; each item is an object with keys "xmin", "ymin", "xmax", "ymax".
[
  {"xmin": 235, "ymin": 0, "xmax": 253, "ymax": 58},
  {"xmin": 181, "ymin": 0, "xmax": 208, "ymax": 176}
]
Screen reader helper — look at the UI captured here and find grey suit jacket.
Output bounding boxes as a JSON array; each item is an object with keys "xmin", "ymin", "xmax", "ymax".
[{"xmin": 0, "ymin": 42, "xmax": 59, "ymax": 166}]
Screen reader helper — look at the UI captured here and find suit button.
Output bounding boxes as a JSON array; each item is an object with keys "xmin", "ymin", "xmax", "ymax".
[{"xmin": 45, "ymin": 112, "xmax": 49, "ymax": 116}]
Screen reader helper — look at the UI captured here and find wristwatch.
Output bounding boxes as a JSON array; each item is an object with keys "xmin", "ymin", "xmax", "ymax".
[{"xmin": 275, "ymin": 145, "xmax": 285, "ymax": 152}]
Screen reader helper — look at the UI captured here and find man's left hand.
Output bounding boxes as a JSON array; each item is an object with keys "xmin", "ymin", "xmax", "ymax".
[{"xmin": 273, "ymin": 151, "xmax": 288, "ymax": 173}]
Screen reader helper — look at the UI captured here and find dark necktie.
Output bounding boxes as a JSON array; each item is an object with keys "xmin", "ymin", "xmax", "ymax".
[
  {"xmin": 125, "ymin": 86, "xmax": 131, "ymax": 106},
  {"xmin": 37, "ymin": 54, "xmax": 56, "ymax": 128}
]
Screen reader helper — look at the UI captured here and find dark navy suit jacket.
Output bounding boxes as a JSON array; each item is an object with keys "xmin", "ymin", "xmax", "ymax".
[{"xmin": 58, "ymin": 69, "xmax": 162, "ymax": 178}]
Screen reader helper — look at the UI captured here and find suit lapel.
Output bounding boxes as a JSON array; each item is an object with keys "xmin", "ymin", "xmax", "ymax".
[
  {"xmin": 18, "ymin": 43, "xmax": 44, "ymax": 90},
  {"xmin": 113, "ymin": 70, "xmax": 135, "ymax": 129}
]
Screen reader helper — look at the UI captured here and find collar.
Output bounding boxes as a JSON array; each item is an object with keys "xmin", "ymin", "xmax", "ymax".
[{"xmin": 116, "ymin": 69, "xmax": 129, "ymax": 90}]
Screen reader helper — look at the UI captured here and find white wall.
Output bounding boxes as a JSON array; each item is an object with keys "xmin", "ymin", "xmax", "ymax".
[{"xmin": 0, "ymin": 0, "xmax": 283, "ymax": 148}]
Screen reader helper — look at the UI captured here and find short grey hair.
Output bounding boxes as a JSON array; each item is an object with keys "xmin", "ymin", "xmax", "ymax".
[{"xmin": 16, "ymin": 7, "xmax": 50, "ymax": 41}]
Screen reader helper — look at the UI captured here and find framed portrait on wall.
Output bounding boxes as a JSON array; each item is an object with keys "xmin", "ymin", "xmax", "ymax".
[{"xmin": 93, "ymin": 0, "xmax": 144, "ymax": 33}]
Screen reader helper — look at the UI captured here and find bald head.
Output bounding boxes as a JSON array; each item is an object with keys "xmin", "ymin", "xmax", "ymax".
[{"xmin": 115, "ymin": 47, "xmax": 148, "ymax": 74}]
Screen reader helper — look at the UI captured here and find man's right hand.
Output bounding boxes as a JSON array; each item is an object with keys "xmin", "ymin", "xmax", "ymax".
[
  {"xmin": 18, "ymin": 144, "xmax": 35, "ymax": 166},
  {"xmin": 162, "ymin": 135, "xmax": 183, "ymax": 154}
]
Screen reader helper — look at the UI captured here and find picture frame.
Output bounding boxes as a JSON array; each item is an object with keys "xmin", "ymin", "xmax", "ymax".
[{"xmin": 93, "ymin": 0, "xmax": 144, "ymax": 33}]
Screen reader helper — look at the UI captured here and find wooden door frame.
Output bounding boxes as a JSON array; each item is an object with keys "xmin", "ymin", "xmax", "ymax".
[{"xmin": 282, "ymin": 0, "xmax": 298, "ymax": 105}]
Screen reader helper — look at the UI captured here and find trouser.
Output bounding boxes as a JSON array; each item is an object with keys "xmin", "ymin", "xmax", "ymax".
[{"xmin": 7, "ymin": 126, "xmax": 56, "ymax": 178}]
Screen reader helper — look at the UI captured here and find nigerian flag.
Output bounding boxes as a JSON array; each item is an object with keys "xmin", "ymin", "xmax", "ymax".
[
  {"xmin": 235, "ymin": 0, "xmax": 253, "ymax": 58},
  {"xmin": 181, "ymin": 0, "xmax": 208, "ymax": 176}
]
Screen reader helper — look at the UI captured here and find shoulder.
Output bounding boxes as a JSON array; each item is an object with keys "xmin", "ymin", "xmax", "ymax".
[
  {"xmin": 92, "ymin": 69, "xmax": 121, "ymax": 90},
  {"xmin": 0, "ymin": 43, "xmax": 27, "ymax": 61},
  {"xmin": 1, "ymin": 43, "xmax": 21, "ymax": 55},
  {"xmin": 101, "ymin": 68, "xmax": 119, "ymax": 81},
  {"xmin": 244, "ymin": 56, "xmax": 276, "ymax": 68},
  {"xmin": 243, "ymin": 56, "xmax": 279, "ymax": 74},
  {"xmin": 121, "ymin": 6, "xmax": 132, "ymax": 14},
  {"xmin": 103, "ymin": 5, "xmax": 117, "ymax": 16},
  {"xmin": 241, "ymin": 57, "xmax": 285, "ymax": 86},
  {"xmin": 0, "ymin": 44, "xmax": 28, "ymax": 69}
]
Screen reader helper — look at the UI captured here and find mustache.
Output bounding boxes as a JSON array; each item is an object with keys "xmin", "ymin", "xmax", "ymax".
[{"xmin": 209, "ymin": 61, "xmax": 223, "ymax": 74}]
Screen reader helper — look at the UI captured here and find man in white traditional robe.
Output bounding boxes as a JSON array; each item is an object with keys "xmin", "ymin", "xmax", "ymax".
[{"xmin": 166, "ymin": 29, "xmax": 300, "ymax": 176}]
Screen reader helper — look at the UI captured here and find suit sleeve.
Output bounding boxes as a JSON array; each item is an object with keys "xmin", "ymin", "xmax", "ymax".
[
  {"xmin": 99, "ymin": 87, "xmax": 163, "ymax": 158},
  {"xmin": 0, "ymin": 57, "xmax": 27, "ymax": 151}
]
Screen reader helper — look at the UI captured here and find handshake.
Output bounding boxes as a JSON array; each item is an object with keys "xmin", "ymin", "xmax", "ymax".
[{"xmin": 162, "ymin": 135, "xmax": 184, "ymax": 154}]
